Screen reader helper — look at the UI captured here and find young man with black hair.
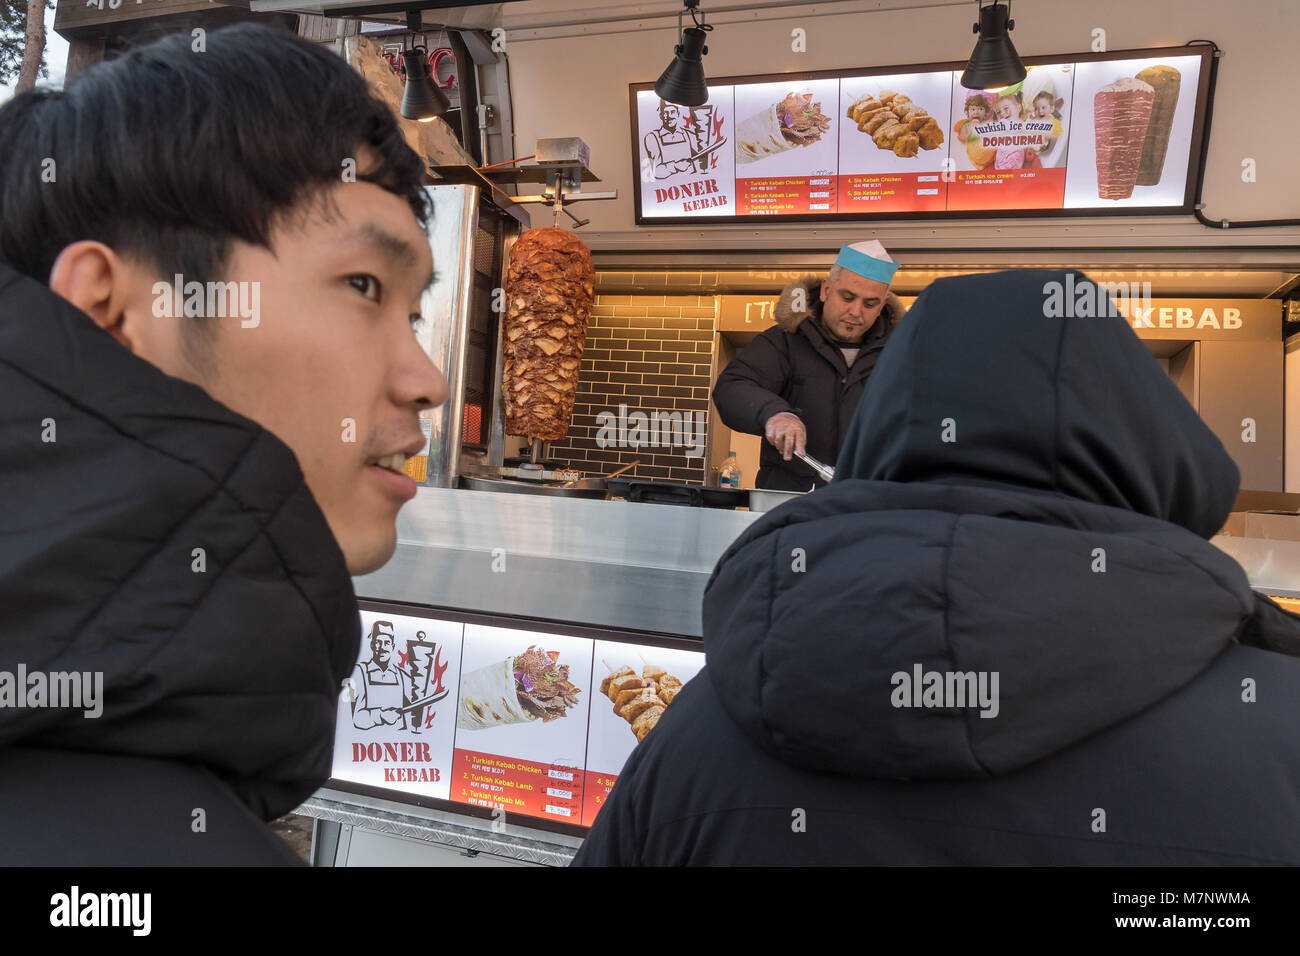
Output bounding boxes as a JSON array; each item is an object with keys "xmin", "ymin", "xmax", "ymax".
[{"xmin": 0, "ymin": 22, "xmax": 447, "ymax": 864}]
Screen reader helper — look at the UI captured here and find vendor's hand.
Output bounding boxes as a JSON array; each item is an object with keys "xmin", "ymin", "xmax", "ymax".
[
  {"xmin": 764, "ymin": 412, "xmax": 807, "ymax": 461},
  {"xmin": 380, "ymin": 708, "xmax": 402, "ymax": 725}
]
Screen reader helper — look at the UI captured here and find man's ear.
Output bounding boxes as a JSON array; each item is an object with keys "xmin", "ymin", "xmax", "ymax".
[
  {"xmin": 47, "ymin": 241, "xmax": 137, "ymax": 350},
  {"xmin": 820, "ymin": 280, "xmax": 829, "ymax": 302}
]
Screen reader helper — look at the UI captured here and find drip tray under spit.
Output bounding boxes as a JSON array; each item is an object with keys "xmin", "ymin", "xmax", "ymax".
[{"xmin": 462, "ymin": 460, "xmax": 585, "ymax": 483}]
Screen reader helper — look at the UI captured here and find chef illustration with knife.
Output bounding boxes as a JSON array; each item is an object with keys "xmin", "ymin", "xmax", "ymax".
[
  {"xmin": 712, "ymin": 240, "xmax": 909, "ymax": 492},
  {"xmin": 644, "ymin": 99, "xmax": 727, "ymax": 179},
  {"xmin": 349, "ymin": 620, "xmax": 419, "ymax": 730}
]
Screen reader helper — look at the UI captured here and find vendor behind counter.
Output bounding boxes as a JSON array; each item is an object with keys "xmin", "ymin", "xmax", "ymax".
[{"xmin": 711, "ymin": 240, "xmax": 908, "ymax": 491}]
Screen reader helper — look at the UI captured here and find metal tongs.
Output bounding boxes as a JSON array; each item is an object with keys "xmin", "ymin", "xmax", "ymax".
[{"xmin": 795, "ymin": 451, "xmax": 835, "ymax": 483}]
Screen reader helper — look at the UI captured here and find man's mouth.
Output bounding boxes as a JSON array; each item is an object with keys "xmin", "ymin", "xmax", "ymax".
[
  {"xmin": 361, "ymin": 434, "xmax": 426, "ymax": 504},
  {"xmin": 369, "ymin": 452, "xmax": 409, "ymax": 473},
  {"xmin": 365, "ymin": 440, "xmax": 425, "ymax": 502}
]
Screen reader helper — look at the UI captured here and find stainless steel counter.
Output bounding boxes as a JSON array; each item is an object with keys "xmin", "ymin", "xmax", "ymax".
[
  {"xmin": 353, "ymin": 487, "xmax": 760, "ymax": 637},
  {"xmin": 353, "ymin": 490, "xmax": 1300, "ymax": 636},
  {"xmin": 1208, "ymin": 534, "xmax": 1300, "ymax": 598}
]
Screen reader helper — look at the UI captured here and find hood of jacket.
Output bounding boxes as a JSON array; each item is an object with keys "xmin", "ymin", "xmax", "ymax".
[
  {"xmin": 0, "ymin": 263, "xmax": 361, "ymax": 818},
  {"xmin": 773, "ymin": 273, "xmax": 907, "ymax": 338},
  {"xmin": 703, "ymin": 269, "xmax": 1300, "ymax": 781}
]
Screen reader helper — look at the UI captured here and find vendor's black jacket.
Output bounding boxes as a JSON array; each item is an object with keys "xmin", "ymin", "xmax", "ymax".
[
  {"xmin": 574, "ymin": 269, "xmax": 1300, "ymax": 866},
  {"xmin": 0, "ymin": 263, "xmax": 361, "ymax": 865},
  {"xmin": 711, "ymin": 276, "xmax": 906, "ymax": 491}
]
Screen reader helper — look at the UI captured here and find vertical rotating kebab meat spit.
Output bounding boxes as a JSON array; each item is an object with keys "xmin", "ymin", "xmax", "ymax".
[
  {"xmin": 502, "ymin": 228, "xmax": 595, "ymax": 453},
  {"xmin": 464, "ymin": 138, "xmax": 617, "ymax": 479}
]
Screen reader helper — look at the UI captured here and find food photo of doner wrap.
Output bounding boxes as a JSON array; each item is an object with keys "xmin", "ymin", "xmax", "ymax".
[
  {"xmin": 736, "ymin": 91, "xmax": 831, "ymax": 163},
  {"xmin": 457, "ymin": 646, "xmax": 581, "ymax": 730}
]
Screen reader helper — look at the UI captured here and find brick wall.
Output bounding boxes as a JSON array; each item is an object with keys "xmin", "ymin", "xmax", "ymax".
[{"xmin": 547, "ymin": 294, "xmax": 716, "ymax": 482}]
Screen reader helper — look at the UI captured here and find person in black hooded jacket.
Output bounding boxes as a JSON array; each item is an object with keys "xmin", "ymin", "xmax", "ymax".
[
  {"xmin": 0, "ymin": 24, "xmax": 447, "ymax": 865},
  {"xmin": 573, "ymin": 269, "xmax": 1300, "ymax": 866}
]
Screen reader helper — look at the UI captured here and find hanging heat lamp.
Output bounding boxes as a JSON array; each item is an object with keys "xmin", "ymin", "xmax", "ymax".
[
  {"xmin": 654, "ymin": 0, "xmax": 714, "ymax": 107},
  {"xmin": 960, "ymin": 0, "xmax": 1027, "ymax": 91},
  {"xmin": 400, "ymin": 10, "xmax": 450, "ymax": 123}
]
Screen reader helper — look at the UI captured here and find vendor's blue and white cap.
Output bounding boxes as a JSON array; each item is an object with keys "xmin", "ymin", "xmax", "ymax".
[{"xmin": 835, "ymin": 239, "xmax": 898, "ymax": 285}]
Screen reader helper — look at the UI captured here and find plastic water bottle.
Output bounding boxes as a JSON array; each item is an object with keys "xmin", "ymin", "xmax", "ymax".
[{"xmin": 719, "ymin": 451, "xmax": 741, "ymax": 489}]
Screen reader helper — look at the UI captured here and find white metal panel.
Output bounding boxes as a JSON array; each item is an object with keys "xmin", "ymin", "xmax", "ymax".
[{"xmin": 344, "ymin": 828, "xmax": 541, "ymax": 865}]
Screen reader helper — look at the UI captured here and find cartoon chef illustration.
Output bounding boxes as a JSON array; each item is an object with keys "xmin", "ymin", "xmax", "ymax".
[
  {"xmin": 349, "ymin": 620, "xmax": 418, "ymax": 730},
  {"xmin": 644, "ymin": 99, "xmax": 699, "ymax": 180}
]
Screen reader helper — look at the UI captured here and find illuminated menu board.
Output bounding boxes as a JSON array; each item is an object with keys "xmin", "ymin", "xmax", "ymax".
[
  {"xmin": 630, "ymin": 46, "xmax": 1211, "ymax": 223},
  {"xmin": 330, "ymin": 607, "xmax": 705, "ymax": 830}
]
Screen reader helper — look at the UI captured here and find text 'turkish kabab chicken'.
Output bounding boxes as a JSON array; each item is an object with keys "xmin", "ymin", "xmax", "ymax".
[
  {"xmin": 502, "ymin": 228, "xmax": 595, "ymax": 442},
  {"xmin": 599, "ymin": 664, "xmax": 684, "ymax": 742}
]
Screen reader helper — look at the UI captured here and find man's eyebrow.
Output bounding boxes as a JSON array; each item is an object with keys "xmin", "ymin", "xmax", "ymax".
[
  {"xmin": 342, "ymin": 222, "xmax": 436, "ymax": 294},
  {"xmin": 342, "ymin": 223, "xmax": 417, "ymax": 263}
]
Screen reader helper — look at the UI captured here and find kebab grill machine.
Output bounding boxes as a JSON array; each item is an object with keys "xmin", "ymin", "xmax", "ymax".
[
  {"xmin": 419, "ymin": 137, "xmax": 789, "ymax": 505},
  {"xmin": 412, "ymin": 137, "xmax": 623, "ymax": 499}
]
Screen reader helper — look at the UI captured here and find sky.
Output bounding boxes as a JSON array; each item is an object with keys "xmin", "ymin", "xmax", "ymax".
[{"xmin": 1, "ymin": 4, "xmax": 70, "ymax": 102}]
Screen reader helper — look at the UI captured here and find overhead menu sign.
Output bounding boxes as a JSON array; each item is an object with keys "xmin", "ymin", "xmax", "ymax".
[
  {"xmin": 330, "ymin": 607, "xmax": 705, "ymax": 830},
  {"xmin": 630, "ymin": 46, "xmax": 1211, "ymax": 223}
]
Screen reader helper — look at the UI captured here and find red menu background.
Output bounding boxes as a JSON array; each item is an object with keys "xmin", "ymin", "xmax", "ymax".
[
  {"xmin": 837, "ymin": 173, "xmax": 947, "ymax": 213},
  {"xmin": 737, "ymin": 176, "xmax": 837, "ymax": 215},
  {"xmin": 580, "ymin": 770, "xmax": 620, "ymax": 825},
  {"xmin": 451, "ymin": 749, "xmax": 583, "ymax": 822},
  {"xmin": 947, "ymin": 168, "xmax": 1067, "ymax": 210}
]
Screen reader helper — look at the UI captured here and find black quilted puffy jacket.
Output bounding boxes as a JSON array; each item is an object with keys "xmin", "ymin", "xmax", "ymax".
[{"xmin": 0, "ymin": 263, "xmax": 360, "ymax": 865}]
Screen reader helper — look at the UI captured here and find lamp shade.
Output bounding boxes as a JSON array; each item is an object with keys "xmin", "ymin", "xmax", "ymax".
[
  {"xmin": 400, "ymin": 48, "xmax": 450, "ymax": 122},
  {"xmin": 654, "ymin": 27, "xmax": 709, "ymax": 107},
  {"xmin": 960, "ymin": 2, "xmax": 1027, "ymax": 90}
]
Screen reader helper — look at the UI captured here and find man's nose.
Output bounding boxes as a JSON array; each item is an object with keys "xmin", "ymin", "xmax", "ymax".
[{"xmin": 399, "ymin": 334, "xmax": 451, "ymax": 413}]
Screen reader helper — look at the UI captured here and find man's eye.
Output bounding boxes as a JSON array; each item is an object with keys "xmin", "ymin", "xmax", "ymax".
[{"xmin": 347, "ymin": 275, "xmax": 381, "ymax": 301}]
